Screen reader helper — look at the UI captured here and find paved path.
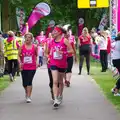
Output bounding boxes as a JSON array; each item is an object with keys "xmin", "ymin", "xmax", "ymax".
[{"xmin": 0, "ymin": 65, "xmax": 120, "ymax": 120}]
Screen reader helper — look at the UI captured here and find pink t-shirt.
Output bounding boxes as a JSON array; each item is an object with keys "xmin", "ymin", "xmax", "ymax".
[
  {"xmin": 21, "ymin": 44, "xmax": 37, "ymax": 70},
  {"xmin": 50, "ymin": 38, "xmax": 67, "ymax": 68},
  {"xmin": 36, "ymin": 35, "xmax": 46, "ymax": 44},
  {"xmin": 68, "ymin": 35, "xmax": 75, "ymax": 57}
]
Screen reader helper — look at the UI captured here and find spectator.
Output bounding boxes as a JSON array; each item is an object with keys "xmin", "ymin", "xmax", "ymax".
[
  {"xmin": 98, "ymin": 31, "xmax": 108, "ymax": 72},
  {"xmin": 38, "ymin": 43, "xmax": 44, "ymax": 66},
  {"xmin": 0, "ymin": 31, "xmax": 4, "ymax": 76},
  {"xmin": 78, "ymin": 27, "xmax": 91, "ymax": 75},
  {"xmin": 111, "ymin": 32, "xmax": 120, "ymax": 96}
]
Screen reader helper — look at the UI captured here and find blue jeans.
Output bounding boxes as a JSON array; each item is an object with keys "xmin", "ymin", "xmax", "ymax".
[
  {"xmin": 39, "ymin": 56, "xmax": 43, "ymax": 66},
  {"xmin": 95, "ymin": 45, "xmax": 98, "ymax": 54}
]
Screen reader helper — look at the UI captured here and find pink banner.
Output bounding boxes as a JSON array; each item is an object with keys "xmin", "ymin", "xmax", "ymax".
[
  {"xmin": 118, "ymin": 0, "xmax": 120, "ymax": 32},
  {"xmin": 22, "ymin": 2, "xmax": 50, "ymax": 35}
]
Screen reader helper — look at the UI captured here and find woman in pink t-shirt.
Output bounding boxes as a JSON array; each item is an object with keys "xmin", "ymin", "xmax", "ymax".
[
  {"xmin": 64, "ymin": 30, "xmax": 77, "ymax": 87},
  {"xmin": 36, "ymin": 31, "xmax": 46, "ymax": 45},
  {"xmin": 18, "ymin": 32, "xmax": 38, "ymax": 103},
  {"xmin": 44, "ymin": 33, "xmax": 54, "ymax": 101},
  {"xmin": 47, "ymin": 26, "xmax": 73, "ymax": 108}
]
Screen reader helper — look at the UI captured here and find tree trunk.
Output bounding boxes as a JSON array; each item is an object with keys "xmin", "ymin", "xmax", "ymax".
[
  {"xmin": 9, "ymin": 4, "xmax": 17, "ymax": 31},
  {"xmin": 2, "ymin": 0, "xmax": 9, "ymax": 32}
]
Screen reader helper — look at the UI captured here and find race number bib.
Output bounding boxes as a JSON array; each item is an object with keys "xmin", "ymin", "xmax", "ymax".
[
  {"xmin": 24, "ymin": 56, "xmax": 32, "ymax": 64},
  {"xmin": 53, "ymin": 52, "xmax": 63, "ymax": 60}
]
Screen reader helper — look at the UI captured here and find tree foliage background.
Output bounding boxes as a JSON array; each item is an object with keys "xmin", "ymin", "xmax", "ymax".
[{"xmin": 1, "ymin": 0, "xmax": 109, "ymax": 35}]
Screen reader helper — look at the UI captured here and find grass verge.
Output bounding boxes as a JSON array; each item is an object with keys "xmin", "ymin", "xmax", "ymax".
[
  {"xmin": 0, "ymin": 75, "xmax": 10, "ymax": 92},
  {"xmin": 89, "ymin": 58, "xmax": 120, "ymax": 111}
]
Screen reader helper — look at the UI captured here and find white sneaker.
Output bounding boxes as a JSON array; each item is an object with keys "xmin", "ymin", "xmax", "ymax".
[
  {"xmin": 26, "ymin": 97, "xmax": 31, "ymax": 103},
  {"xmin": 9, "ymin": 74, "xmax": 13, "ymax": 81},
  {"xmin": 114, "ymin": 93, "xmax": 120, "ymax": 96},
  {"xmin": 50, "ymin": 98, "xmax": 54, "ymax": 104},
  {"xmin": 58, "ymin": 96, "xmax": 63, "ymax": 104},
  {"xmin": 13, "ymin": 77, "xmax": 16, "ymax": 81},
  {"xmin": 53, "ymin": 99, "xmax": 60, "ymax": 108},
  {"xmin": 111, "ymin": 88, "xmax": 115, "ymax": 93},
  {"xmin": 25, "ymin": 94, "xmax": 27, "ymax": 99}
]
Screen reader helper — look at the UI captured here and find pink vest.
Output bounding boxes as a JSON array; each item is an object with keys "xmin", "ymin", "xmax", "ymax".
[
  {"xmin": 68, "ymin": 35, "xmax": 75, "ymax": 57},
  {"xmin": 21, "ymin": 44, "xmax": 37, "ymax": 70},
  {"xmin": 50, "ymin": 38, "xmax": 67, "ymax": 68}
]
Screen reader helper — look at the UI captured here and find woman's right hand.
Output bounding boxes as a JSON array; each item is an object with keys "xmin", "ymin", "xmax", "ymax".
[
  {"xmin": 47, "ymin": 57, "xmax": 50, "ymax": 64},
  {"xmin": 19, "ymin": 63, "xmax": 23, "ymax": 71}
]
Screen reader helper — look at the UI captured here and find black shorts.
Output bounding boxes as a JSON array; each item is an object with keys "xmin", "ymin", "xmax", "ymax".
[
  {"xmin": 79, "ymin": 44, "xmax": 91, "ymax": 56},
  {"xmin": 51, "ymin": 65, "xmax": 66, "ymax": 73},
  {"xmin": 21, "ymin": 70, "xmax": 36, "ymax": 87},
  {"xmin": 66, "ymin": 56, "xmax": 73, "ymax": 73}
]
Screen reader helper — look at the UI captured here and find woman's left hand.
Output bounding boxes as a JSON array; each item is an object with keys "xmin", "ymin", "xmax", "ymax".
[
  {"xmin": 37, "ymin": 64, "xmax": 40, "ymax": 68},
  {"xmin": 56, "ymin": 50, "xmax": 63, "ymax": 54}
]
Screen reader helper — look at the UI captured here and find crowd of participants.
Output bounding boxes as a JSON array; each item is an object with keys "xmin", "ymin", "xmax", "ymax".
[
  {"xmin": 89, "ymin": 27, "xmax": 120, "ymax": 96},
  {"xmin": 0, "ymin": 24, "xmax": 77, "ymax": 108},
  {"xmin": 0, "ymin": 24, "xmax": 120, "ymax": 109}
]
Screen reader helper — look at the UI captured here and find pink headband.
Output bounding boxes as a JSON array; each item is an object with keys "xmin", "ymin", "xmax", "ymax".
[{"xmin": 54, "ymin": 27, "xmax": 62, "ymax": 34}]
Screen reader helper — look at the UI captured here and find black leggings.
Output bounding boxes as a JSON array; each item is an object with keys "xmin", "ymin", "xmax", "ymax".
[
  {"xmin": 48, "ymin": 68, "xmax": 53, "ymax": 90},
  {"xmin": 79, "ymin": 46, "xmax": 91, "ymax": 74},
  {"xmin": 100, "ymin": 50, "xmax": 108, "ymax": 71},
  {"xmin": 48, "ymin": 68, "xmax": 60, "ymax": 90},
  {"xmin": 113, "ymin": 59, "xmax": 120, "ymax": 89},
  {"xmin": 21, "ymin": 70, "xmax": 36, "ymax": 87},
  {"xmin": 8, "ymin": 59, "xmax": 18, "ymax": 77},
  {"xmin": 66, "ymin": 56, "xmax": 73, "ymax": 73}
]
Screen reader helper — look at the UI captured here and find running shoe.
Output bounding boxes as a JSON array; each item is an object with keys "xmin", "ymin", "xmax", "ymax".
[
  {"xmin": 65, "ymin": 80, "xmax": 70, "ymax": 87},
  {"xmin": 58, "ymin": 95, "xmax": 63, "ymax": 104},
  {"xmin": 9, "ymin": 74, "xmax": 13, "ymax": 82},
  {"xmin": 53, "ymin": 99, "xmax": 60, "ymax": 108},
  {"xmin": 13, "ymin": 77, "xmax": 16, "ymax": 81},
  {"xmin": 67, "ymin": 81, "xmax": 70, "ymax": 87},
  {"xmin": 114, "ymin": 93, "xmax": 120, "ymax": 96},
  {"xmin": 65, "ymin": 80, "xmax": 68, "ymax": 86},
  {"xmin": 78, "ymin": 72, "xmax": 81, "ymax": 75},
  {"xmin": 26, "ymin": 97, "xmax": 32, "ymax": 103},
  {"xmin": 111, "ymin": 88, "xmax": 115, "ymax": 94}
]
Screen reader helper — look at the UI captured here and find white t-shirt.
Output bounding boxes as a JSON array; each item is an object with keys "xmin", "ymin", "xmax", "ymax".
[
  {"xmin": 111, "ymin": 41, "xmax": 120, "ymax": 60},
  {"xmin": 98, "ymin": 36, "xmax": 107, "ymax": 50},
  {"xmin": 38, "ymin": 46, "xmax": 44, "ymax": 57}
]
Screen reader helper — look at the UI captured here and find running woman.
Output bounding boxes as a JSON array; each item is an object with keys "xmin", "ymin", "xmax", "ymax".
[
  {"xmin": 65, "ymin": 29, "xmax": 77, "ymax": 87},
  {"xmin": 44, "ymin": 33, "xmax": 54, "ymax": 101},
  {"xmin": 18, "ymin": 32, "xmax": 38, "ymax": 103},
  {"xmin": 48, "ymin": 26, "xmax": 73, "ymax": 108},
  {"xmin": 38, "ymin": 43, "xmax": 44, "ymax": 66},
  {"xmin": 36, "ymin": 31, "xmax": 46, "ymax": 45}
]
